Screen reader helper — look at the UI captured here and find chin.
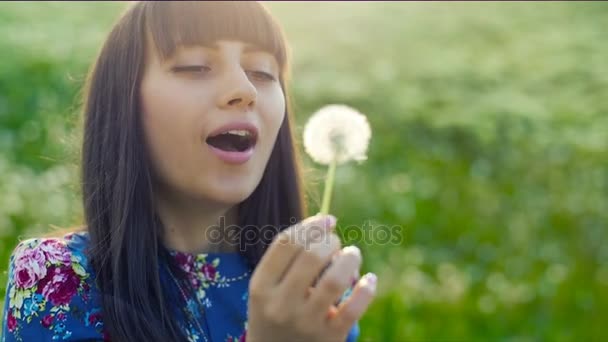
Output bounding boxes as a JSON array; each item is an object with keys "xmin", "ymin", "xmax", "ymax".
[{"xmin": 204, "ymin": 179, "xmax": 259, "ymax": 206}]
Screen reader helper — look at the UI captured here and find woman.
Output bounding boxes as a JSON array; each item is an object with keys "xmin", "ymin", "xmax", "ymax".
[{"xmin": 1, "ymin": 2, "xmax": 376, "ymax": 341}]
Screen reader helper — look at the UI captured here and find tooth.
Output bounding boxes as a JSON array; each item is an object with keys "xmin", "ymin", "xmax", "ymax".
[{"xmin": 224, "ymin": 130, "xmax": 249, "ymax": 136}]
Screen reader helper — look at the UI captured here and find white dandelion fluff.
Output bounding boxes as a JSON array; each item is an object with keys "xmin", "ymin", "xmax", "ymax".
[
  {"xmin": 303, "ymin": 104, "xmax": 372, "ymax": 165},
  {"xmin": 302, "ymin": 104, "xmax": 372, "ymax": 214}
]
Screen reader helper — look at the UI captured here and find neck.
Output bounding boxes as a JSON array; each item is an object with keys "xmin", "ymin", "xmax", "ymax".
[{"xmin": 155, "ymin": 187, "xmax": 239, "ymax": 254}]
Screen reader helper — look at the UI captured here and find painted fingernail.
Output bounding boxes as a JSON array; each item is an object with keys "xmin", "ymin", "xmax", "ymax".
[
  {"xmin": 325, "ymin": 215, "xmax": 337, "ymax": 228},
  {"xmin": 363, "ymin": 272, "xmax": 377, "ymax": 292}
]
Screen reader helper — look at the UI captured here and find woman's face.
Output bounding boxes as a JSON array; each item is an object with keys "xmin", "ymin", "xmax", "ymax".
[{"xmin": 140, "ymin": 36, "xmax": 285, "ymax": 206}]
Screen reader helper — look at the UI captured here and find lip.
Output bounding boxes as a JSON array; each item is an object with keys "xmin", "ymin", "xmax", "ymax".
[
  {"xmin": 207, "ymin": 145, "xmax": 255, "ymax": 164},
  {"xmin": 206, "ymin": 121, "xmax": 259, "ymax": 141},
  {"xmin": 205, "ymin": 121, "xmax": 259, "ymax": 165}
]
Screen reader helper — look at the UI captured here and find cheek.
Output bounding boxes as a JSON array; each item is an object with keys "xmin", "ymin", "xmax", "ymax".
[
  {"xmin": 142, "ymin": 90, "xmax": 182, "ymax": 159},
  {"xmin": 259, "ymin": 85, "xmax": 286, "ymax": 137},
  {"xmin": 140, "ymin": 77, "xmax": 205, "ymax": 180}
]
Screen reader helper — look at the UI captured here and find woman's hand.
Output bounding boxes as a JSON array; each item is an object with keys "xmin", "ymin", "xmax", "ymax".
[{"xmin": 247, "ymin": 215, "xmax": 377, "ymax": 342}]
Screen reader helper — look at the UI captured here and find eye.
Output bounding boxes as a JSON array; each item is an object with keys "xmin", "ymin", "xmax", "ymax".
[
  {"xmin": 246, "ymin": 70, "xmax": 276, "ymax": 82},
  {"xmin": 172, "ymin": 65, "xmax": 211, "ymax": 75}
]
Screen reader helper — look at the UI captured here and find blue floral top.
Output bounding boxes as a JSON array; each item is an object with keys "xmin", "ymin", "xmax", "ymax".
[{"xmin": 2, "ymin": 231, "xmax": 360, "ymax": 341}]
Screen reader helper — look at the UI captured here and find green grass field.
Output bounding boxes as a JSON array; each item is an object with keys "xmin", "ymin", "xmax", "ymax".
[{"xmin": 1, "ymin": 2, "xmax": 607, "ymax": 341}]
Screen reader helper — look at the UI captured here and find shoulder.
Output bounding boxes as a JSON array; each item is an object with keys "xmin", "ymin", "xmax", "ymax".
[
  {"xmin": 2, "ymin": 231, "xmax": 104, "ymax": 341},
  {"xmin": 8, "ymin": 231, "xmax": 92, "ymax": 291}
]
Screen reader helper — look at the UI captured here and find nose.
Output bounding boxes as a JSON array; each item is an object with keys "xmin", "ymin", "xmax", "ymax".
[{"xmin": 217, "ymin": 68, "xmax": 257, "ymax": 111}]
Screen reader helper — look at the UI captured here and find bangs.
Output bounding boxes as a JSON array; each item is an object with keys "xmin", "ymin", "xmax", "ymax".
[{"xmin": 143, "ymin": 1, "xmax": 287, "ymax": 68}]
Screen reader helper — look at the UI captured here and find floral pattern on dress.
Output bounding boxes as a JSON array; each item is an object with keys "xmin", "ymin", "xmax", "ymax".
[
  {"xmin": 3, "ymin": 235, "xmax": 106, "ymax": 341},
  {"xmin": 2, "ymin": 232, "xmax": 358, "ymax": 342},
  {"xmin": 170, "ymin": 251, "xmax": 221, "ymax": 305},
  {"xmin": 225, "ymin": 320, "xmax": 247, "ymax": 342},
  {"xmin": 168, "ymin": 251, "xmax": 252, "ymax": 342},
  {"xmin": 225, "ymin": 330, "xmax": 247, "ymax": 342}
]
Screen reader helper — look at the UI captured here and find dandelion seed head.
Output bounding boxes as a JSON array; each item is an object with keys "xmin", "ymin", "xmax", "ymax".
[{"xmin": 303, "ymin": 104, "xmax": 372, "ymax": 165}]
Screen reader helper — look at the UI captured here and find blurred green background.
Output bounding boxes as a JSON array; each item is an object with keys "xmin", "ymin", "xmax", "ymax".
[{"xmin": 1, "ymin": 2, "xmax": 607, "ymax": 341}]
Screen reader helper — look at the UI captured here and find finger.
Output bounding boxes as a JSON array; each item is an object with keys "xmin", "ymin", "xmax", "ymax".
[
  {"xmin": 278, "ymin": 232, "xmax": 342, "ymax": 305},
  {"xmin": 328, "ymin": 272, "xmax": 377, "ymax": 331},
  {"xmin": 306, "ymin": 246, "xmax": 362, "ymax": 316},
  {"xmin": 289, "ymin": 214, "xmax": 335, "ymax": 248},
  {"xmin": 250, "ymin": 214, "xmax": 335, "ymax": 289}
]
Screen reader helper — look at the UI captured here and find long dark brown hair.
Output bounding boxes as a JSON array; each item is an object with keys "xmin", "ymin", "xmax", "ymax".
[{"xmin": 81, "ymin": 2, "xmax": 306, "ymax": 341}]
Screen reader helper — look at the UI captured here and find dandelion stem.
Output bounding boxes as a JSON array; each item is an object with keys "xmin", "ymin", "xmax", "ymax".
[{"xmin": 320, "ymin": 156, "xmax": 338, "ymax": 214}]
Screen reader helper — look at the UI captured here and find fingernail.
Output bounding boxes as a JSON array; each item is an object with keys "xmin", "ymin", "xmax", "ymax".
[
  {"xmin": 363, "ymin": 272, "xmax": 377, "ymax": 292},
  {"xmin": 325, "ymin": 215, "xmax": 337, "ymax": 228},
  {"xmin": 342, "ymin": 245, "xmax": 361, "ymax": 257}
]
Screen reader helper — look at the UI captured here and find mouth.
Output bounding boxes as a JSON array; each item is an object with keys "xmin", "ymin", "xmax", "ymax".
[{"xmin": 205, "ymin": 122, "xmax": 259, "ymax": 164}]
